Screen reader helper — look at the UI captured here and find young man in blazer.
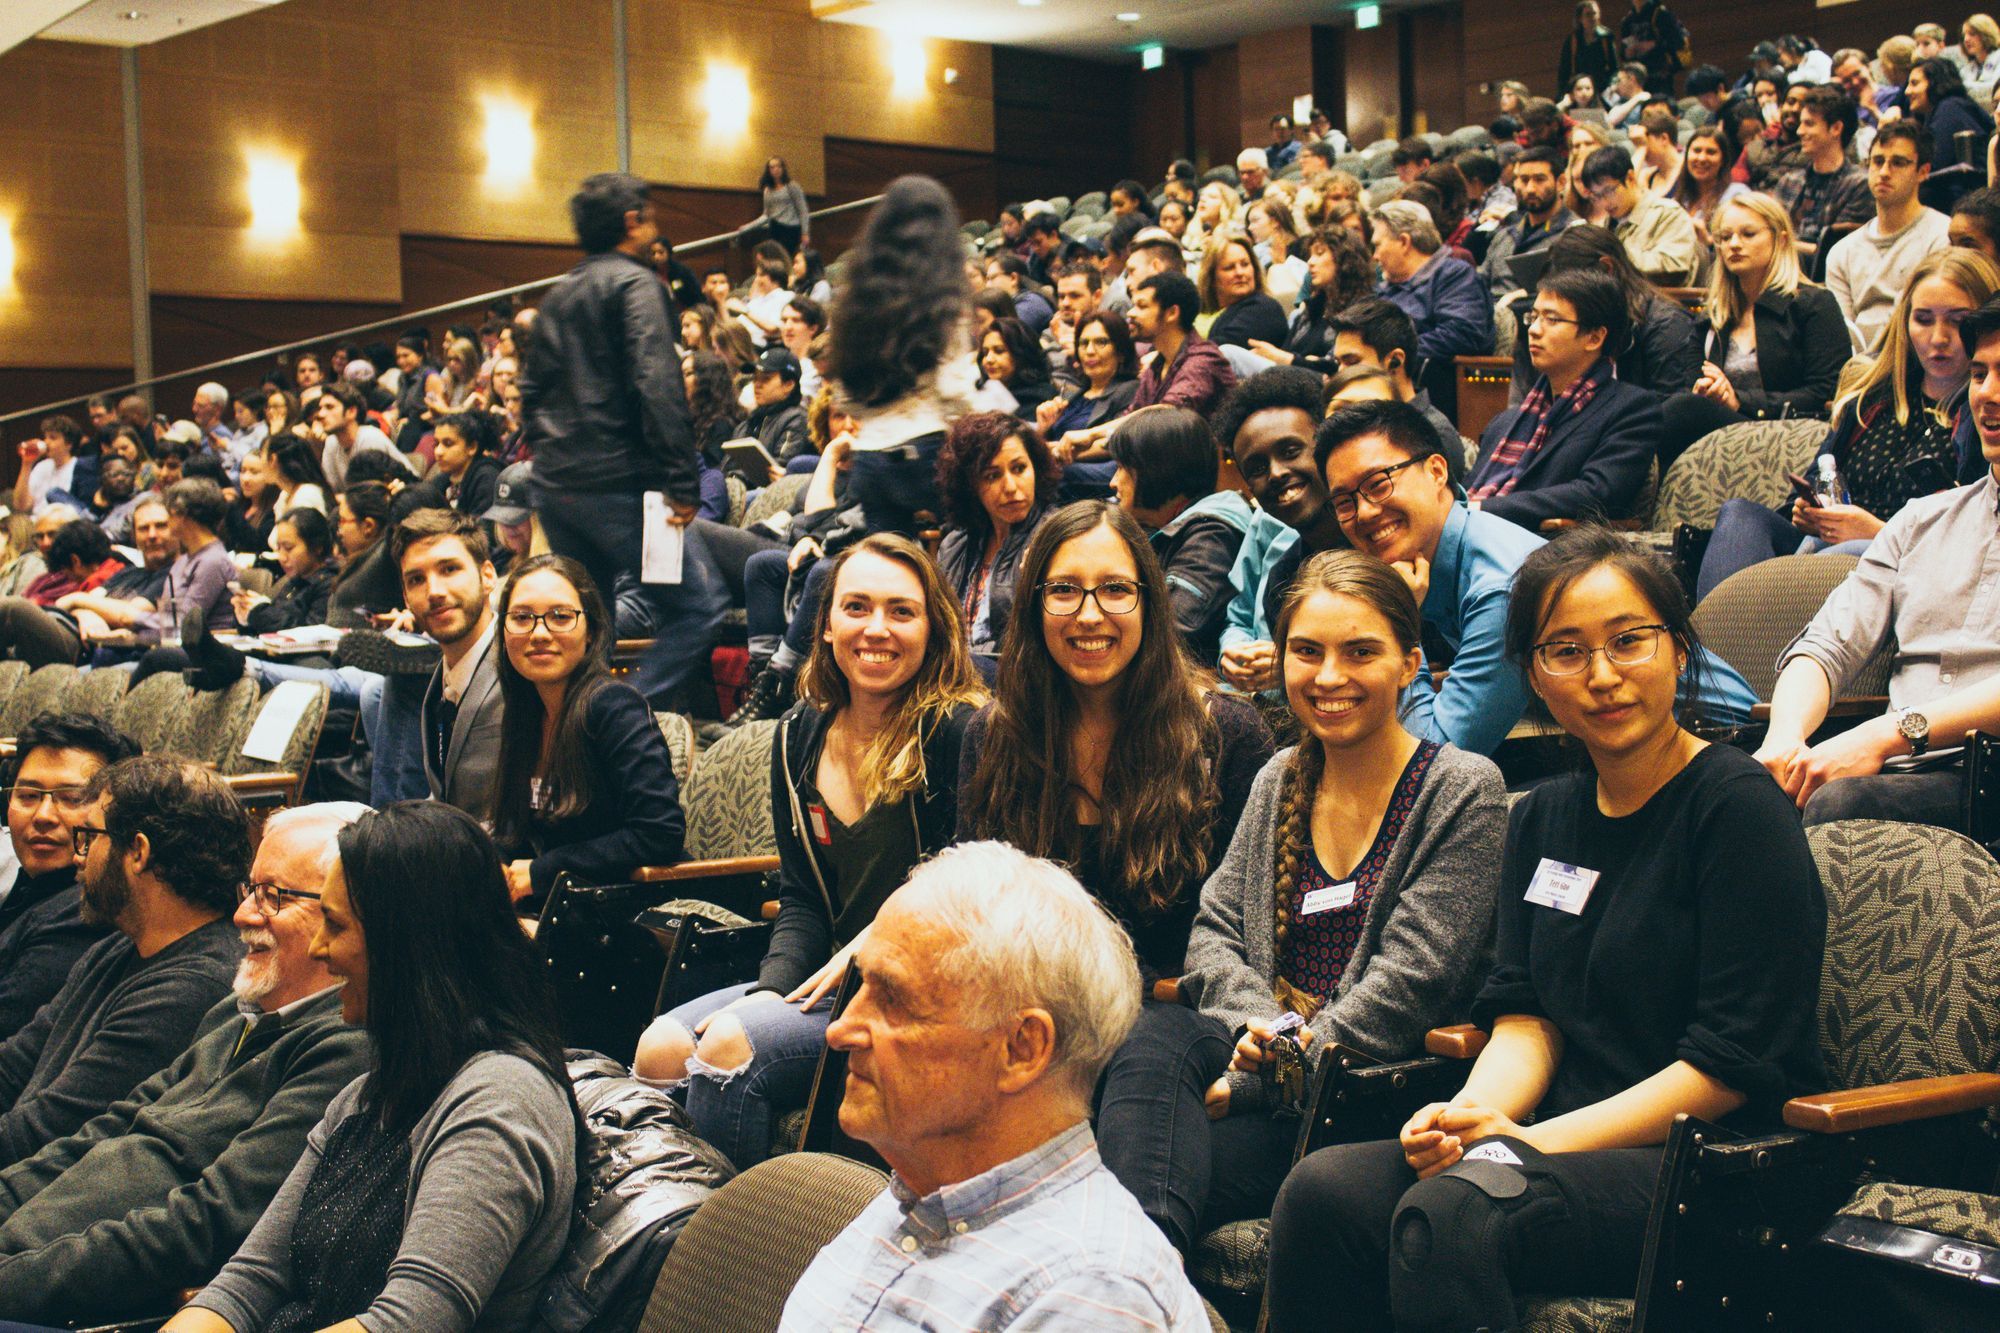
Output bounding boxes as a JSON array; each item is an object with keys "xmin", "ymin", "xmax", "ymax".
[
  {"xmin": 1467, "ymin": 267, "xmax": 1660, "ymax": 532},
  {"xmin": 389, "ymin": 509, "xmax": 503, "ymax": 825}
]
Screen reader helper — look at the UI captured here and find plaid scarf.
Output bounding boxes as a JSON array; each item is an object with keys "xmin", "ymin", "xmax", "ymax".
[{"xmin": 1469, "ymin": 358, "xmax": 1611, "ymax": 500}]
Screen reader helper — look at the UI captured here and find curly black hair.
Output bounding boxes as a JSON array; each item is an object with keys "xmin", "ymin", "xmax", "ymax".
[
  {"xmin": 934, "ymin": 411, "xmax": 1060, "ymax": 534},
  {"xmin": 829, "ymin": 176, "xmax": 967, "ymax": 409}
]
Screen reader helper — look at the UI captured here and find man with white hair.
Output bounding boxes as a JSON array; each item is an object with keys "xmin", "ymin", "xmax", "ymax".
[
  {"xmin": 1237, "ymin": 146, "xmax": 1271, "ymax": 200},
  {"xmin": 0, "ymin": 803, "xmax": 372, "ymax": 1326},
  {"xmin": 1372, "ymin": 199, "xmax": 1497, "ymax": 365},
  {"xmin": 188, "ymin": 382, "xmax": 242, "ymax": 479},
  {"xmin": 779, "ymin": 842, "xmax": 1209, "ymax": 1332}
]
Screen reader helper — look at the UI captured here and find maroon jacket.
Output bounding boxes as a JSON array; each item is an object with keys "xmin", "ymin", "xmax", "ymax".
[{"xmin": 1133, "ymin": 333, "xmax": 1238, "ymax": 420}]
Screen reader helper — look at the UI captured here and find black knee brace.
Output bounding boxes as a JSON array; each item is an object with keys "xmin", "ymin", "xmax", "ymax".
[{"xmin": 1386, "ymin": 1140, "xmax": 1565, "ymax": 1333}]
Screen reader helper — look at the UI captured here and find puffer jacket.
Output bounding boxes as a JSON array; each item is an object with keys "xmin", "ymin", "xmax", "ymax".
[{"xmin": 533, "ymin": 1053, "xmax": 736, "ymax": 1333}]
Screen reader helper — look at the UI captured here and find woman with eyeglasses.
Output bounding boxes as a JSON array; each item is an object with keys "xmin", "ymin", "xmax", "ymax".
[
  {"xmin": 1262, "ymin": 527, "xmax": 1824, "ymax": 1332},
  {"xmin": 958, "ymin": 501, "xmax": 1275, "ymax": 1253},
  {"xmin": 490, "ymin": 555, "xmax": 686, "ymax": 906},
  {"xmin": 634, "ymin": 534, "xmax": 985, "ymax": 1166},
  {"xmin": 170, "ymin": 801, "xmax": 578, "ymax": 1333}
]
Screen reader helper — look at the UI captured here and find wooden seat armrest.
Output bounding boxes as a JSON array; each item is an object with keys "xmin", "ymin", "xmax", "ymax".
[
  {"xmin": 631, "ymin": 854, "xmax": 781, "ymax": 883},
  {"xmin": 1782, "ymin": 1072, "xmax": 2000, "ymax": 1134},
  {"xmin": 1425, "ymin": 1024, "xmax": 1488, "ymax": 1059},
  {"xmin": 1152, "ymin": 977, "xmax": 1182, "ymax": 1004},
  {"xmin": 761, "ymin": 899, "xmax": 780, "ymax": 920},
  {"xmin": 221, "ymin": 772, "xmax": 301, "ymax": 805},
  {"xmin": 1540, "ymin": 517, "xmax": 1643, "ymax": 534},
  {"xmin": 1749, "ymin": 696, "xmax": 1890, "ymax": 723}
]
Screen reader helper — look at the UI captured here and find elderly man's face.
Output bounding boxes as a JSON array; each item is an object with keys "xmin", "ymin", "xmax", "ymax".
[
  {"xmin": 1240, "ymin": 163, "xmax": 1267, "ymax": 193},
  {"xmin": 191, "ymin": 391, "xmax": 221, "ymax": 428},
  {"xmin": 132, "ymin": 504, "xmax": 174, "ymax": 567},
  {"xmin": 827, "ymin": 898, "xmax": 1008, "ymax": 1167},
  {"xmin": 231, "ymin": 820, "xmax": 337, "ymax": 1012},
  {"xmin": 30, "ymin": 513, "xmax": 66, "ymax": 556}
]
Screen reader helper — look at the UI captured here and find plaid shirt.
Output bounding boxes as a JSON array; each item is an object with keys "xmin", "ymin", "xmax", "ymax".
[
  {"xmin": 1771, "ymin": 162, "xmax": 1873, "ymax": 250},
  {"xmin": 1469, "ymin": 358, "xmax": 1612, "ymax": 500},
  {"xmin": 779, "ymin": 1122, "xmax": 1209, "ymax": 1331}
]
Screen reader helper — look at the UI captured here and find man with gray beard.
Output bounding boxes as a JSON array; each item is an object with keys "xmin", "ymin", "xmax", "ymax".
[{"xmin": 0, "ymin": 803, "xmax": 372, "ymax": 1326}]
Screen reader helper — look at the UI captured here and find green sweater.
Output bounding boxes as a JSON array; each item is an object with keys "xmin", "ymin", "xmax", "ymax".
[{"xmin": 0, "ymin": 987, "xmax": 370, "ymax": 1324}]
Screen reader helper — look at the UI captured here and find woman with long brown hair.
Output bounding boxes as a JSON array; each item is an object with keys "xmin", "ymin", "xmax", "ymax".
[
  {"xmin": 1184, "ymin": 549, "xmax": 1507, "ymax": 1228},
  {"xmin": 957, "ymin": 500, "xmax": 1274, "ymax": 1252},
  {"xmin": 636, "ymin": 534, "xmax": 984, "ymax": 1166}
]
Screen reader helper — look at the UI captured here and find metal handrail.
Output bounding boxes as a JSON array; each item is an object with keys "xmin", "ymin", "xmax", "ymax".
[{"xmin": 1, "ymin": 192, "xmax": 886, "ymax": 429}]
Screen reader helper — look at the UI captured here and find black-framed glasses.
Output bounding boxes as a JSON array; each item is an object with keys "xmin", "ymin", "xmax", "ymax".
[
  {"xmin": 4, "ymin": 784, "xmax": 93, "ymax": 813},
  {"xmin": 1328, "ymin": 458, "xmax": 1422, "ymax": 520},
  {"xmin": 1531, "ymin": 624, "xmax": 1673, "ymax": 676},
  {"xmin": 503, "ymin": 607, "xmax": 585, "ymax": 636},
  {"xmin": 71, "ymin": 825, "xmax": 111, "ymax": 858},
  {"xmin": 1039, "ymin": 579, "xmax": 1143, "ymax": 616},
  {"xmin": 236, "ymin": 880, "xmax": 323, "ymax": 916},
  {"xmin": 1522, "ymin": 309, "xmax": 1580, "ymax": 330}
]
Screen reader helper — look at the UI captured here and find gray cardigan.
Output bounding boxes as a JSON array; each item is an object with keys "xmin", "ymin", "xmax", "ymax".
[
  {"xmin": 1183, "ymin": 743, "xmax": 1507, "ymax": 1061},
  {"xmin": 189, "ymin": 1051, "xmax": 576, "ymax": 1333}
]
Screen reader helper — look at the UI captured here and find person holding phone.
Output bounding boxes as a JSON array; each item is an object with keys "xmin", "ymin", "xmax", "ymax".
[{"xmin": 1695, "ymin": 248, "xmax": 1998, "ymax": 600}]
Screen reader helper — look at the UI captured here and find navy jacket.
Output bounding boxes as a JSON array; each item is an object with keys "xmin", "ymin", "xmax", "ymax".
[
  {"xmin": 1378, "ymin": 253, "xmax": 1496, "ymax": 363},
  {"xmin": 1472, "ymin": 376, "xmax": 1662, "ymax": 531}
]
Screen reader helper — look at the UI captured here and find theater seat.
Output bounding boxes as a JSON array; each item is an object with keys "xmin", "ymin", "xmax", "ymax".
[
  {"xmin": 1651, "ymin": 419, "xmax": 1826, "ymax": 534},
  {"xmin": 0, "ymin": 662, "xmax": 75, "ymax": 737},
  {"xmin": 1692, "ymin": 554, "xmax": 1891, "ymax": 715}
]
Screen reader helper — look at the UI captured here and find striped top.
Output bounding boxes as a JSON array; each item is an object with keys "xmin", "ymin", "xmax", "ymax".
[{"xmin": 778, "ymin": 1122, "xmax": 1209, "ymax": 1331}]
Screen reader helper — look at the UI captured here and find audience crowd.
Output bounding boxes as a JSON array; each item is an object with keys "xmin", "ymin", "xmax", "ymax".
[{"xmin": 1, "ymin": 5, "xmax": 1999, "ymax": 1330}]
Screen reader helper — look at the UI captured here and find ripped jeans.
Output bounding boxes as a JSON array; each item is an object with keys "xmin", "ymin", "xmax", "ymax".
[{"xmin": 660, "ymin": 982, "xmax": 832, "ymax": 1169}]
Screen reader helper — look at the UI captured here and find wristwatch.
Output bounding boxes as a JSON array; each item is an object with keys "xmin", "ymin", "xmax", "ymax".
[{"xmin": 1896, "ymin": 707, "xmax": 1931, "ymax": 758}]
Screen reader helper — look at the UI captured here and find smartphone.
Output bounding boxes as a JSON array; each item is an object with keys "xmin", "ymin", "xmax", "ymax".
[{"xmin": 1785, "ymin": 472, "xmax": 1819, "ymax": 507}]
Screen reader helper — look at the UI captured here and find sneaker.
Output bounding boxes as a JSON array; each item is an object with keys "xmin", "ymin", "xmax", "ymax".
[
  {"xmin": 336, "ymin": 626, "xmax": 442, "ymax": 676},
  {"xmin": 726, "ymin": 666, "xmax": 795, "ymax": 727}
]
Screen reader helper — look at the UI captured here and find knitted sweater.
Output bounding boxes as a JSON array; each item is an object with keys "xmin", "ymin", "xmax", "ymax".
[{"xmin": 1182, "ymin": 743, "xmax": 1507, "ymax": 1060}]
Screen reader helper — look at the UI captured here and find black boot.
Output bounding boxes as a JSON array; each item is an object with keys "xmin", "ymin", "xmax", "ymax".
[
  {"xmin": 726, "ymin": 665, "xmax": 795, "ymax": 726},
  {"xmin": 181, "ymin": 608, "xmax": 246, "ymax": 691}
]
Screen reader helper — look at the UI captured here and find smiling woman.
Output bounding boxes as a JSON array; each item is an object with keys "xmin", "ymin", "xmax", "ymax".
[{"xmin": 633, "ymin": 534, "xmax": 985, "ymax": 1168}]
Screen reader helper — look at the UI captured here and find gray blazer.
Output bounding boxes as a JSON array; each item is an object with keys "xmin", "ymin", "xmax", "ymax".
[
  {"xmin": 1182, "ymin": 742, "xmax": 1508, "ymax": 1061},
  {"xmin": 421, "ymin": 630, "xmax": 504, "ymax": 826}
]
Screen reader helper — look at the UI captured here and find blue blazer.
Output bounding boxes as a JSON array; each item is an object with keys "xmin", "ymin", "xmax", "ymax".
[{"xmin": 1471, "ymin": 376, "xmax": 1661, "ymax": 531}]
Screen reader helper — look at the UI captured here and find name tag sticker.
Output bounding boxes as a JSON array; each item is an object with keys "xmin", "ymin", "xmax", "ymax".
[
  {"xmin": 1463, "ymin": 1141, "xmax": 1523, "ymax": 1166},
  {"xmin": 806, "ymin": 803, "xmax": 833, "ymax": 847},
  {"xmin": 1299, "ymin": 882, "xmax": 1358, "ymax": 916},
  {"xmin": 1524, "ymin": 858, "xmax": 1600, "ymax": 915}
]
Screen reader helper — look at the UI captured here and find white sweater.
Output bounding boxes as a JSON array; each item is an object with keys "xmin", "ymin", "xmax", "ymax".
[{"xmin": 1825, "ymin": 209, "xmax": 1952, "ymax": 356}]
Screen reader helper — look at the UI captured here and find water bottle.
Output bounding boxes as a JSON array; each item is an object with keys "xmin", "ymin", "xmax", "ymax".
[{"xmin": 1814, "ymin": 455, "xmax": 1848, "ymax": 508}]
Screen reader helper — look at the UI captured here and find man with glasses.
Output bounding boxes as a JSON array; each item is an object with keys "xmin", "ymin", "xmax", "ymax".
[
  {"xmin": 0, "ymin": 804, "xmax": 370, "ymax": 1326},
  {"xmin": 0, "ymin": 714, "xmax": 140, "ymax": 1038},
  {"xmin": 1578, "ymin": 145, "xmax": 1698, "ymax": 285},
  {"xmin": 1827, "ymin": 122, "xmax": 1949, "ymax": 355},
  {"xmin": 1318, "ymin": 400, "xmax": 1755, "ymax": 754},
  {"xmin": 0, "ymin": 757, "xmax": 245, "ymax": 1168},
  {"xmin": 1468, "ymin": 269, "xmax": 1659, "ymax": 532}
]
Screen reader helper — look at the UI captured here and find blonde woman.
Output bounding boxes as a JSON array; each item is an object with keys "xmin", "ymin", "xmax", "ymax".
[
  {"xmin": 1659, "ymin": 193, "xmax": 1848, "ymax": 462},
  {"xmin": 1197, "ymin": 232, "xmax": 1289, "ymax": 349},
  {"xmin": 1247, "ymin": 197, "xmax": 1311, "ymax": 309},
  {"xmin": 1696, "ymin": 247, "xmax": 2000, "ymax": 596},
  {"xmin": 1959, "ymin": 14, "xmax": 2000, "ymax": 84},
  {"xmin": 1183, "ymin": 179, "xmax": 1243, "ymax": 266}
]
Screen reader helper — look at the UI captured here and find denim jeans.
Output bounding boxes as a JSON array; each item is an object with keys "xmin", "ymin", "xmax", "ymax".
[
  {"xmin": 1697, "ymin": 498, "xmax": 1876, "ymax": 602},
  {"xmin": 850, "ymin": 435, "xmax": 944, "ymax": 537},
  {"xmin": 367, "ymin": 671, "xmax": 432, "ymax": 806},
  {"xmin": 1092, "ymin": 1000, "xmax": 1234, "ymax": 1252},
  {"xmin": 536, "ymin": 487, "xmax": 731, "ymax": 708},
  {"xmin": 663, "ymin": 982, "xmax": 833, "ymax": 1169},
  {"xmin": 1058, "ymin": 458, "xmax": 1117, "ymax": 503},
  {"xmin": 246, "ymin": 661, "xmax": 374, "ymax": 709}
]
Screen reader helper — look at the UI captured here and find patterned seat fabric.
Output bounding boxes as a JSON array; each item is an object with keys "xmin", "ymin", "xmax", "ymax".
[
  {"xmin": 0, "ymin": 664, "xmax": 77, "ymax": 738},
  {"xmin": 725, "ymin": 475, "xmax": 749, "ymax": 528},
  {"xmin": 1518, "ymin": 1295, "xmax": 1635, "ymax": 1331},
  {"xmin": 0, "ymin": 662, "xmax": 29, "ymax": 724},
  {"xmin": 1691, "ymin": 554, "xmax": 1867, "ymax": 702},
  {"xmin": 1838, "ymin": 1182, "xmax": 2000, "ymax": 1249},
  {"xmin": 682, "ymin": 719, "xmax": 779, "ymax": 861},
  {"xmin": 164, "ymin": 679, "xmax": 262, "ymax": 768},
  {"xmin": 654, "ymin": 711, "xmax": 695, "ymax": 788},
  {"xmin": 1190, "ymin": 1218, "xmax": 1269, "ymax": 1299},
  {"xmin": 1652, "ymin": 419, "xmax": 1827, "ymax": 533},
  {"xmin": 113, "ymin": 673, "xmax": 188, "ymax": 754},
  {"xmin": 1807, "ymin": 821, "xmax": 2000, "ymax": 1092},
  {"xmin": 743, "ymin": 474, "xmax": 809, "ymax": 530},
  {"xmin": 61, "ymin": 667, "xmax": 129, "ymax": 720},
  {"xmin": 223, "ymin": 682, "xmax": 329, "ymax": 777}
]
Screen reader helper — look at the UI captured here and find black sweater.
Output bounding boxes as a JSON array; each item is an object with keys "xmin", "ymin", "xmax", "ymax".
[
  {"xmin": 1207, "ymin": 293, "xmax": 1289, "ymax": 351},
  {"xmin": 0, "ymin": 873, "xmax": 106, "ymax": 1041},
  {"xmin": 241, "ymin": 565, "xmax": 336, "ymax": 636},
  {"xmin": 760, "ymin": 702, "xmax": 974, "ymax": 995},
  {"xmin": 518, "ymin": 680, "xmax": 687, "ymax": 898},
  {"xmin": 1473, "ymin": 745, "xmax": 1825, "ymax": 1126},
  {"xmin": 0, "ymin": 917, "xmax": 241, "ymax": 1168},
  {"xmin": 956, "ymin": 695, "xmax": 1274, "ymax": 981}
]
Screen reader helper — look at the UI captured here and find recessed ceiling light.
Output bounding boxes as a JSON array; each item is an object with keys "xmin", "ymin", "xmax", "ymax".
[
  {"xmin": 121, "ymin": 9, "xmax": 146, "ymax": 18},
  {"xmin": 1018, "ymin": 0, "xmax": 1043, "ymax": 7},
  {"xmin": 1118, "ymin": 11, "xmax": 1142, "ymax": 20}
]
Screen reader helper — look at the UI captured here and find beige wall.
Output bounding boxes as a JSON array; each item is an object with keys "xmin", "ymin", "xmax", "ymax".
[{"xmin": 0, "ymin": 0, "xmax": 995, "ymax": 371}]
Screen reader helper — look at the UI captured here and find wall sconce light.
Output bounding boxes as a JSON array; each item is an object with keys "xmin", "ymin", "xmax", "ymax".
[
  {"xmin": 245, "ymin": 150, "xmax": 301, "ymax": 238},
  {"xmin": 482, "ymin": 97, "xmax": 536, "ymax": 190},
  {"xmin": 943, "ymin": 66, "xmax": 959, "ymax": 85},
  {"xmin": 704, "ymin": 63, "xmax": 751, "ymax": 131},
  {"xmin": 889, "ymin": 33, "xmax": 926, "ymax": 98},
  {"xmin": 0, "ymin": 216, "xmax": 15, "ymax": 292}
]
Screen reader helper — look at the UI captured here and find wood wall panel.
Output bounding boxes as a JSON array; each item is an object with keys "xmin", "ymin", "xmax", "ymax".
[
  {"xmin": 1345, "ymin": 21, "xmax": 1403, "ymax": 147},
  {"xmin": 992, "ymin": 48, "xmax": 1133, "ymax": 206},
  {"xmin": 1238, "ymin": 28, "xmax": 1315, "ymax": 152},
  {"xmin": 1191, "ymin": 45, "xmax": 1243, "ymax": 170},
  {"xmin": 1410, "ymin": 4, "xmax": 1467, "ymax": 135}
]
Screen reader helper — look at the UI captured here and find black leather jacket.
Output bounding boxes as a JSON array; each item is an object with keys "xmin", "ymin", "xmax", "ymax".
[{"xmin": 520, "ymin": 251, "xmax": 701, "ymax": 502}]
